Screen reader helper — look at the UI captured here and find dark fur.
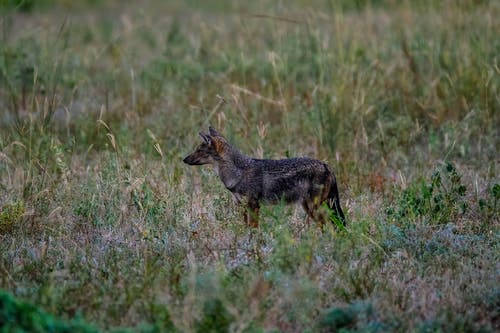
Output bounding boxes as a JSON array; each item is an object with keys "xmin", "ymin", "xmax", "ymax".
[{"xmin": 183, "ymin": 127, "xmax": 346, "ymax": 228}]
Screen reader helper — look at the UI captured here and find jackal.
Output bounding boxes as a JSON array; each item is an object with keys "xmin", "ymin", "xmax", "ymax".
[{"xmin": 183, "ymin": 127, "xmax": 346, "ymax": 228}]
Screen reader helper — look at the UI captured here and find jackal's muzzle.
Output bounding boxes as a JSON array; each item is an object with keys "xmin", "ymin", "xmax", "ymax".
[{"xmin": 183, "ymin": 154, "xmax": 204, "ymax": 165}]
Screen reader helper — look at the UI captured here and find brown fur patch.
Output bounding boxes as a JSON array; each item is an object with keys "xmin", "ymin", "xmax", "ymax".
[{"xmin": 211, "ymin": 136, "xmax": 225, "ymax": 155}]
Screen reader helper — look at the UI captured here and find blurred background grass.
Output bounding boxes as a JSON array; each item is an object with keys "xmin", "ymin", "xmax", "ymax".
[{"xmin": 0, "ymin": 0, "xmax": 498, "ymax": 332}]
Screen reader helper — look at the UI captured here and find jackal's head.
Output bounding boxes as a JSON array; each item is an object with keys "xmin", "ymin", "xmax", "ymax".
[{"xmin": 183, "ymin": 127, "xmax": 228, "ymax": 166}]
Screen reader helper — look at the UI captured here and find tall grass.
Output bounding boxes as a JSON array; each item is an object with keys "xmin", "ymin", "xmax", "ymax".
[{"xmin": 0, "ymin": 0, "xmax": 498, "ymax": 332}]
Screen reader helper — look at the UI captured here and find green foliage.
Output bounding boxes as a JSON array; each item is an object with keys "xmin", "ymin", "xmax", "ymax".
[
  {"xmin": 318, "ymin": 302, "xmax": 387, "ymax": 332},
  {"xmin": 416, "ymin": 309, "xmax": 493, "ymax": 333},
  {"xmin": 195, "ymin": 298, "xmax": 234, "ymax": 333},
  {"xmin": 479, "ymin": 183, "xmax": 500, "ymax": 220},
  {"xmin": 0, "ymin": 0, "xmax": 35, "ymax": 12},
  {"xmin": 0, "ymin": 200, "xmax": 25, "ymax": 233},
  {"xmin": 0, "ymin": 289, "xmax": 99, "ymax": 332},
  {"xmin": 0, "ymin": 0, "xmax": 108, "ymax": 11},
  {"xmin": 145, "ymin": 303, "xmax": 177, "ymax": 333},
  {"xmin": 131, "ymin": 182, "xmax": 167, "ymax": 224},
  {"xmin": 0, "ymin": 290, "xmax": 181, "ymax": 332},
  {"xmin": 319, "ymin": 306, "xmax": 357, "ymax": 331},
  {"xmin": 389, "ymin": 162, "xmax": 468, "ymax": 224}
]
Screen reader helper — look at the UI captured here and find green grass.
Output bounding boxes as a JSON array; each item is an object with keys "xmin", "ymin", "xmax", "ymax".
[{"xmin": 0, "ymin": 0, "xmax": 498, "ymax": 332}]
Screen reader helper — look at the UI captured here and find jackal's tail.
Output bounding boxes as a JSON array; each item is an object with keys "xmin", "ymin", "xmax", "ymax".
[{"xmin": 327, "ymin": 177, "xmax": 346, "ymax": 227}]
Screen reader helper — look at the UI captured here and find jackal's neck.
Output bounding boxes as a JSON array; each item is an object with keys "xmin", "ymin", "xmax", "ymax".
[
  {"xmin": 215, "ymin": 144, "xmax": 250, "ymax": 190},
  {"xmin": 223, "ymin": 145, "xmax": 252, "ymax": 168}
]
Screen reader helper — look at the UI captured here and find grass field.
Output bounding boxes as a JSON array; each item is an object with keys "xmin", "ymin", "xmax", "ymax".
[{"xmin": 0, "ymin": 0, "xmax": 499, "ymax": 332}]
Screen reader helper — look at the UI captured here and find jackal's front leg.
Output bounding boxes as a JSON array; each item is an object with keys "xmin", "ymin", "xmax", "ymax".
[{"xmin": 245, "ymin": 200, "xmax": 260, "ymax": 228}]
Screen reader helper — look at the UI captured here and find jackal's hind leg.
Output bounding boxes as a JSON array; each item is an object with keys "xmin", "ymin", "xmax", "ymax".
[{"xmin": 302, "ymin": 199, "xmax": 327, "ymax": 230}]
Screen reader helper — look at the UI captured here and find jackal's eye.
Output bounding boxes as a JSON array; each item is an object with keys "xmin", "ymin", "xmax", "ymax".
[
  {"xmin": 196, "ymin": 143, "xmax": 214, "ymax": 156},
  {"xmin": 201, "ymin": 143, "xmax": 214, "ymax": 152}
]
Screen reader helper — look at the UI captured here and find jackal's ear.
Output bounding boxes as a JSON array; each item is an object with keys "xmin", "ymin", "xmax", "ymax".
[
  {"xmin": 210, "ymin": 135, "xmax": 225, "ymax": 154},
  {"xmin": 208, "ymin": 126, "xmax": 222, "ymax": 137},
  {"xmin": 199, "ymin": 132, "xmax": 210, "ymax": 144}
]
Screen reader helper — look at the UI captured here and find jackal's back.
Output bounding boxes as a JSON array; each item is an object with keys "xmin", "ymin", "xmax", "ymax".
[{"xmin": 234, "ymin": 157, "xmax": 332, "ymax": 203}]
